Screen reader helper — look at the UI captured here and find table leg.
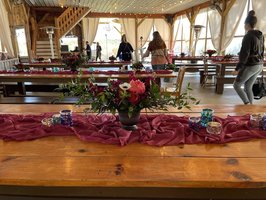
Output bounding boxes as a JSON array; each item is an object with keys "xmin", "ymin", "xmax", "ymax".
[{"xmin": 18, "ymin": 82, "xmax": 26, "ymax": 95}]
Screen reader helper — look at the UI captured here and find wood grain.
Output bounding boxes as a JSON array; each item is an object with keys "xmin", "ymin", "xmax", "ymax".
[{"xmin": 0, "ymin": 104, "xmax": 266, "ymax": 190}]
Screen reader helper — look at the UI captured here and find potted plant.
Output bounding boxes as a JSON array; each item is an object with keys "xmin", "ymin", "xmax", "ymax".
[
  {"xmin": 63, "ymin": 53, "xmax": 85, "ymax": 72},
  {"xmin": 60, "ymin": 74, "xmax": 199, "ymax": 130},
  {"xmin": 109, "ymin": 55, "xmax": 116, "ymax": 62},
  {"xmin": 205, "ymin": 50, "xmax": 217, "ymax": 57},
  {"xmin": 131, "ymin": 61, "xmax": 144, "ymax": 72}
]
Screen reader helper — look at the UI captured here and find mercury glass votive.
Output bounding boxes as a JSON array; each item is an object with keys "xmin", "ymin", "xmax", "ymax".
[
  {"xmin": 188, "ymin": 117, "xmax": 201, "ymax": 131},
  {"xmin": 206, "ymin": 122, "xmax": 222, "ymax": 135},
  {"xmin": 250, "ymin": 114, "xmax": 263, "ymax": 128},
  {"xmin": 60, "ymin": 110, "xmax": 73, "ymax": 126},
  {"xmin": 201, "ymin": 108, "xmax": 214, "ymax": 127}
]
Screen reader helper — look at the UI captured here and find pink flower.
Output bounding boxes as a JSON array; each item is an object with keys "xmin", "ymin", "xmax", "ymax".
[{"xmin": 129, "ymin": 79, "xmax": 145, "ymax": 94}]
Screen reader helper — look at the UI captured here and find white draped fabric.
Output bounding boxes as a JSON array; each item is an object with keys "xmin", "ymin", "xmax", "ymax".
[
  {"xmin": 122, "ymin": 18, "xmax": 137, "ymax": 60},
  {"xmin": 154, "ymin": 19, "xmax": 171, "ymax": 49},
  {"xmin": 82, "ymin": 18, "xmax": 99, "ymax": 45},
  {"xmin": 0, "ymin": 1, "xmax": 14, "ymax": 57},
  {"xmin": 221, "ymin": 0, "xmax": 247, "ymax": 52},
  {"xmin": 137, "ymin": 19, "xmax": 154, "ymax": 58},
  {"xmin": 252, "ymin": 0, "xmax": 266, "ymax": 45},
  {"xmin": 208, "ymin": 10, "xmax": 221, "ymax": 51},
  {"xmin": 137, "ymin": 19, "xmax": 154, "ymax": 49},
  {"xmin": 208, "ymin": 0, "xmax": 247, "ymax": 53}
]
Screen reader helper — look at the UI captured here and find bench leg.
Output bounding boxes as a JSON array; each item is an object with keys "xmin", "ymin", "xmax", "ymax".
[
  {"xmin": 18, "ymin": 82, "xmax": 26, "ymax": 95},
  {"xmin": 216, "ymin": 83, "xmax": 224, "ymax": 94}
]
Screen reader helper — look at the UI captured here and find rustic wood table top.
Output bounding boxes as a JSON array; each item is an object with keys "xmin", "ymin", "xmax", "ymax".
[{"xmin": 0, "ymin": 104, "xmax": 265, "ymax": 191}]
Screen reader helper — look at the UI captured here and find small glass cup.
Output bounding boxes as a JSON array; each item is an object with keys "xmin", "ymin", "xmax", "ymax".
[
  {"xmin": 250, "ymin": 114, "xmax": 263, "ymax": 128},
  {"xmin": 201, "ymin": 108, "xmax": 214, "ymax": 127},
  {"xmin": 60, "ymin": 110, "xmax": 73, "ymax": 126},
  {"xmin": 188, "ymin": 117, "xmax": 201, "ymax": 131},
  {"xmin": 206, "ymin": 122, "xmax": 222, "ymax": 135}
]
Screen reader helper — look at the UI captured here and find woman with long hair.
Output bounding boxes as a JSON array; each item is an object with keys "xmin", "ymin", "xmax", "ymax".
[
  {"xmin": 142, "ymin": 31, "xmax": 170, "ymax": 70},
  {"xmin": 233, "ymin": 10, "xmax": 264, "ymax": 104},
  {"xmin": 116, "ymin": 34, "xmax": 134, "ymax": 61}
]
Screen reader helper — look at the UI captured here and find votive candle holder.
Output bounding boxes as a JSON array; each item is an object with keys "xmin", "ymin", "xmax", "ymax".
[
  {"xmin": 188, "ymin": 117, "xmax": 201, "ymax": 131},
  {"xmin": 201, "ymin": 108, "xmax": 213, "ymax": 127}
]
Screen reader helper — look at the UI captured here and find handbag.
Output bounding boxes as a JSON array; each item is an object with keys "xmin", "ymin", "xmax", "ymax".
[{"xmin": 252, "ymin": 71, "xmax": 265, "ymax": 99}]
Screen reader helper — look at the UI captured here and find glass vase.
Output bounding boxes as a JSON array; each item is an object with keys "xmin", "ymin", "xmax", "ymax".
[{"xmin": 118, "ymin": 110, "xmax": 140, "ymax": 131}]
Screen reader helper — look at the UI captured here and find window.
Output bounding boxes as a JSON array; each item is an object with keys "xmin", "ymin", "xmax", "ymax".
[
  {"xmin": 93, "ymin": 18, "xmax": 122, "ymax": 61},
  {"xmin": 173, "ymin": 15, "xmax": 191, "ymax": 56},
  {"xmin": 15, "ymin": 27, "xmax": 28, "ymax": 57}
]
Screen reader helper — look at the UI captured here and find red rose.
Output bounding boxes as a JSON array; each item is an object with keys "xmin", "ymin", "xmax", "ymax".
[{"xmin": 129, "ymin": 79, "xmax": 145, "ymax": 94}]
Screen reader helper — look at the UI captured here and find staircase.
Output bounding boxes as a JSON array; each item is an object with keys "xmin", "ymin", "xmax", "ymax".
[
  {"xmin": 36, "ymin": 40, "xmax": 58, "ymax": 59},
  {"xmin": 55, "ymin": 7, "xmax": 91, "ymax": 39}
]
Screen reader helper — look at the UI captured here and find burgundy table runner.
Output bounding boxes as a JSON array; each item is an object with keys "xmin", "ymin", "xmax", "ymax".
[
  {"xmin": 0, "ymin": 70, "xmax": 173, "ymax": 75},
  {"xmin": 0, "ymin": 114, "xmax": 265, "ymax": 146}
]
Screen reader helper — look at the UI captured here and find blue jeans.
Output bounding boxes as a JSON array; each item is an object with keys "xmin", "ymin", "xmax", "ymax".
[
  {"xmin": 233, "ymin": 64, "xmax": 263, "ymax": 104},
  {"xmin": 152, "ymin": 64, "xmax": 166, "ymax": 70}
]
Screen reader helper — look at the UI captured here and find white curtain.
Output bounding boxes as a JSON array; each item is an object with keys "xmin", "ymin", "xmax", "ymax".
[
  {"xmin": 221, "ymin": 0, "xmax": 247, "ymax": 51},
  {"xmin": 137, "ymin": 19, "xmax": 154, "ymax": 49},
  {"xmin": 208, "ymin": 0, "xmax": 247, "ymax": 53},
  {"xmin": 122, "ymin": 18, "xmax": 137, "ymax": 60},
  {"xmin": 208, "ymin": 9, "xmax": 221, "ymax": 51},
  {"xmin": 252, "ymin": 0, "xmax": 266, "ymax": 45},
  {"xmin": 154, "ymin": 19, "xmax": 171, "ymax": 49},
  {"xmin": 82, "ymin": 18, "xmax": 99, "ymax": 45},
  {"xmin": 0, "ymin": 0, "xmax": 14, "ymax": 57}
]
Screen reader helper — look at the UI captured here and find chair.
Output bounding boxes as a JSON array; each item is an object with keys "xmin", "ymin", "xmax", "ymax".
[
  {"xmin": 201, "ymin": 59, "xmax": 217, "ymax": 87},
  {"xmin": 161, "ymin": 66, "xmax": 186, "ymax": 97},
  {"xmin": 0, "ymin": 84, "xmax": 7, "ymax": 97}
]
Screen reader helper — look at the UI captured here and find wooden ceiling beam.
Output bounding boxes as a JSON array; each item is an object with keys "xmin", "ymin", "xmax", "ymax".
[
  {"xmin": 174, "ymin": 1, "xmax": 211, "ymax": 18},
  {"xmin": 86, "ymin": 12, "xmax": 164, "ymax": 19}
]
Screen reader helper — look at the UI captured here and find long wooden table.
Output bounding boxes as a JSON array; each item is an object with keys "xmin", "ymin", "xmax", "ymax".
[
  {"xmin": 0, "ymin": 72, "xmax": 176, "ymax": 96},
  {"xmin": 0, "ymin": 104, "xmax": 266, "ymax": 199},
  {"xmin": 18, "ymin": 61, "xmax": 131, "ymax": 69}
]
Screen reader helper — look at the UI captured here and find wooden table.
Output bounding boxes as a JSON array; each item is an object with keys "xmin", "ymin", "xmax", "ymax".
[
  {"xmin": 19, "ymin": 61, "xmax": 131, "ymax": 69},
  {"xmin": 0, "ymin": 72, "xmax": 176, "ymax": 96},
  {"xmin": 0, "ymin": 104, "xmax": 266, "ymax": 199},
  {"xmin": 213, "ymin": 61, "xmax": 266, "ymax": 94}
]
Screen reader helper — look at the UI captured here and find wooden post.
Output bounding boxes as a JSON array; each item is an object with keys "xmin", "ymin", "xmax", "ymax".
[
  {"xmin": 186, "ymin": 7, "xmax": 200, "ymax": 55},
  {"xmin": 135, "ymin": 17, "xmax": 138, "ymax": 61},
  {"xmin": 218, "ymin": 0, "xmax": 236, "ymax": 55}
]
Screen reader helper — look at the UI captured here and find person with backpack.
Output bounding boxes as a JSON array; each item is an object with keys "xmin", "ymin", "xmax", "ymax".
[{"xmin": 233, "ymin": 10, "xmax": 264, "ymax": 104}]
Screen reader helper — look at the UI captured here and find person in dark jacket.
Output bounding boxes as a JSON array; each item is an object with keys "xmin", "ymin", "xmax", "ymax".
[
  {"xmin": 116, "ymin": 34, "xmax": 134, "ymax": 61},
  {"xmin": 233, "ymin": 10, "xmax": 264, "ymax": 104},
  {"xmin": 85, "ymin": 41, "xmax": 91, "ymax": 60}
]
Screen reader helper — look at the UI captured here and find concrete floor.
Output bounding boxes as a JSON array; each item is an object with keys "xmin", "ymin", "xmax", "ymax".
[{"xmin": 181, "ymin": 73, "xmax": 266, "ymax": 105}]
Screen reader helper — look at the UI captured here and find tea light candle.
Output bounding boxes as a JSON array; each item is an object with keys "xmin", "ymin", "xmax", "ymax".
[
  {"xmin": 250, "ymin": 114, "xmax": 263, "ymax": 128},
  {"xmin": 60, "ymin": 110, "xmax": 73, "ymax": 126},
  {"xmin": 188, "ymin": 117, "xmax": 201, "ymax": 131},
  {"xmin": 201, "ymin": 108, "xmax": 213, "ymax": 127},
  {"xmin": 206, "ymin": 122, "xmax": 222, "ymax": 135}
]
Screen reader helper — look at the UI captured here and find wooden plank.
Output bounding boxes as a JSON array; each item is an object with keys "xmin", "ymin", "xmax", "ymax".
[
  {"xmin": 0, "ymin": 137, "xmax": 266, "ymax": 158},
  {"xmin": 0, "ymin": 156, "xmax": 266, "ymax": 188}
]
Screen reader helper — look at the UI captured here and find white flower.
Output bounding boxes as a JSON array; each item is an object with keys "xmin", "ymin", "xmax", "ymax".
[{"xmin": 119, "ymin": 82, "xmax": 131, "ymax": 91}]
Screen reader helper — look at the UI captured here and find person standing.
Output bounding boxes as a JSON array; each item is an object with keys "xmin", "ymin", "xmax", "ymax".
[
  {"xmin": 116, "ymin": 34, "xmax": 134, "ymax": 61},
  {"xmin": 233, "ymin": 10, "xmax": 264, "ymax": 104},
  {"xmin": 96, "ymin": 42, "xmax": 102, "ymax": 61},
  {"xmin": 142, "ymin": 31, "xmax": 170, "ymax": 70},
  {"xmin": 85, "ymin": 41, "xmax": 91, "ymax": 60}
]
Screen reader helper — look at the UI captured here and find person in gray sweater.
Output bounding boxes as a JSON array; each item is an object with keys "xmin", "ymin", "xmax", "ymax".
[{"xmin": 233, "ymin": 10, "xmax": 264, "ymax": 104}]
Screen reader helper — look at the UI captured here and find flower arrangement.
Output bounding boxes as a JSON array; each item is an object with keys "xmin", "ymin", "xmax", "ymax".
[
  {"xmin": 131, "ymin": 61, "xmax": 144, "ymax": 71},
  {"xmin": 60, "ymin": 73, "xmax": 199, "ymax": 118},
  {"xmin": 205, "ymin": 50, "xmax": 217, "ymax": 57},
  {"xmin": 166, "ymin": 63, "xmax": 175, "ymax": 70},
  {"xmin": 109, "ymin": 55, "xmax": 116, "ymax": 61},
  {"xmin": 222, "ymin": 54, "xmax": 234, "ymax": 61},
  {"xmin": 63, "ymin": 53, "xmax": 85, "ymax": 72}
]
